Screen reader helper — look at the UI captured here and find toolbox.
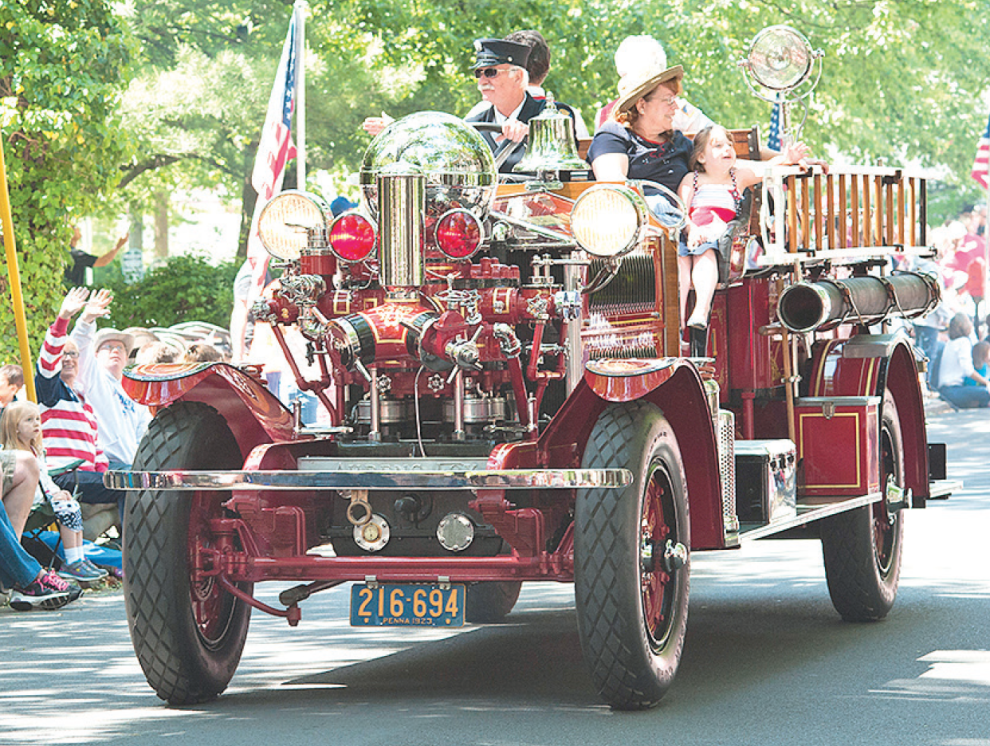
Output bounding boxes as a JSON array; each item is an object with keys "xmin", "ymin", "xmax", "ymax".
[{"xmin": 734, "ymin": 439, "xmax": 797, "ymax": 523}]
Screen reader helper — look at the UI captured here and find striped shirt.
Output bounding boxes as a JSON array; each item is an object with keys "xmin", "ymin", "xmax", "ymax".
[
  {"xmin": 35, "ymin": 316, "xmax": 109, "ymax": 473},
  {"xmin": 689, "ymin": 182, "xmax": 741, "ymax": 226}
]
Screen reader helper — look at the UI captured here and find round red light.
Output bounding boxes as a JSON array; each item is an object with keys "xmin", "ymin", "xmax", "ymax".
[
  {"xmin": 435, "ymin": 210, "xmax": 482, "ymax": 259},
  {"xmin": 329, "ymin": 213, "xmax": 376, "ymax": 262}
]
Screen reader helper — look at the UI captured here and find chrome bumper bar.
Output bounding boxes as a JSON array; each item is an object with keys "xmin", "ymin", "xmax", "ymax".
[{"xmin": 104, "ymin": 468, "xmax": 633, "ymax": 492}]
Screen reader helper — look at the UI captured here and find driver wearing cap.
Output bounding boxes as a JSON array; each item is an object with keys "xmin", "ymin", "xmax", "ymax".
[{"xmin": 464, "ymin": 37, "xmax": 578, "ymax": 173}]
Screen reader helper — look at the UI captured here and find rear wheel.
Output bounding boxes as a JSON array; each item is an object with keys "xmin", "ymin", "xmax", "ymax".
[
  {"xmin": 575, "ymin": 401, "xmax": 690, "ymax": 710},
  {"xmin": 465, "ymin": 581, "xmax": 522, "ymax": 623},
  {"xmin": 124, "ymin": 402, "xmax": 252, "ymax": 704},
  {"xmin": 820, "ymin": 390, "xmax": 905, "ymax": 621}
]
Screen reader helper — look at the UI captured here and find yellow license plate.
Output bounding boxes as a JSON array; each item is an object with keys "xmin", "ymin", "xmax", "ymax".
[{"xmin": 350, "ymin": 583, "xmax": 465, "ymax": 627}]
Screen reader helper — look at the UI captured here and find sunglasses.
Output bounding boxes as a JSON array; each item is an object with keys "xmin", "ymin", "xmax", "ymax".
[{"xmin": 474, "ymin": 67, "xmax": 506, "ymax": 79}]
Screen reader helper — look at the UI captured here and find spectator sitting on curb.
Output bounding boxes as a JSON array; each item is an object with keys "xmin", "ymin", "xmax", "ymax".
[
  {"xmin": 36, "ymin": 288, "xmax": 127, "ymax": 540},
  {"xmin": 963, "ymin": 341, "xmax": 990, "ymax": 387},
  {"xmin": 0, "ymin": 402, "xmax": 107, "ymax": 583},
  {"xmin": 70, "ymin": 289, "xmax": 150, "ymax": 470},
  {"xmin": 0, "ymin": 364, "xmax": 24, "ymax": 415},
  {"xmin": 0, "ymin": 439, "xmax": 40, "ymax": 540},
  {"xmin": 0, "ymin": 490, "xmax": 81, "ymax": 611},
  {"xmin": 937, "ymin": 313, "xmax": 990, "ymax": 409}
]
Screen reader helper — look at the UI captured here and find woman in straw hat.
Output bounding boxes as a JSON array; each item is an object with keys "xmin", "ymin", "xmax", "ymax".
[{"xmin": 588, "ymin": 63, "xmax": 693, "ymax": 199}]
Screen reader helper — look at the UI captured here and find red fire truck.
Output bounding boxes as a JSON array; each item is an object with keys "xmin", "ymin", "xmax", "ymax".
[{"xmin": 109, "ymin": 108, "xmax": 952, "ymax": 710}]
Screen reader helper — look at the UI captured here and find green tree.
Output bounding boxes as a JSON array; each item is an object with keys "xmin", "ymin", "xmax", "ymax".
[
  {"xmin": 0, "ymin": 0, "xmax": 133, "ymax": 362},
  {"xmin": 100, "ymin": 254, "xmax": 238, "ymax": 328},
  {"xmin": 308, "ymin": 0, "xmax": 990, "ymax": 219}
]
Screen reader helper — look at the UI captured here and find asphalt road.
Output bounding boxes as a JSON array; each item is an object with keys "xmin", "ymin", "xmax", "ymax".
[{"xmin": 1, "ymin": 407, "xmax": 987, "ymax": 746}]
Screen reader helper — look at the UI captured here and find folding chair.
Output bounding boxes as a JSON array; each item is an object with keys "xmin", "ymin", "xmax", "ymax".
[{"xmin": 20, "ymin": 459, "xmax": 86, "ymax": 570}]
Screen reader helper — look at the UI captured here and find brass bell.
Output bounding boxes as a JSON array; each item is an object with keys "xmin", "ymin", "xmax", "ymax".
[{"xmin": 513, "ymin": 93, "xmax": 589, "ymax": 174}]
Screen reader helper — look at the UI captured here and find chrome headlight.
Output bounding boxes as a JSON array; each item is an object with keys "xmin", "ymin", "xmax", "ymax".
[
  {"xmin": 570, "ymin": 185, "xmax": 649, "ymax": 258},
  {"xmin": 257, "ymin": 190, "xmax": 331, "ymax": 261}
]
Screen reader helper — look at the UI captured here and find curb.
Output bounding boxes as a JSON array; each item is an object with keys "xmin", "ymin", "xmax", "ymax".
[{"xmin": 924, "ymin": 398, "xmax": 955, "ymax": 418}]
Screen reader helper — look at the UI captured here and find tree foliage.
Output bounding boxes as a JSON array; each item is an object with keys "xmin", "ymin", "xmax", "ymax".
[
  {"xmin": 99, "ymin": 253, "xmax": 238, "ymax": 329},
  {"xmin": 3, "ymin": 0, "xmax": 990, "ymax": 369},
  {"xmin": 0, "ymin": 0, "xmax": 133, "ymax": 363},
  {"xmin": 307, "ymin": 0, "xmax": 990, "ymax": 213}
]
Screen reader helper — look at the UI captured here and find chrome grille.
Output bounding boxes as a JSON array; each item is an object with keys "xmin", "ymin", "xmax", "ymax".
[{"xmin": 718, "ymin": 409, "xmax": 739, "ymax": 536}]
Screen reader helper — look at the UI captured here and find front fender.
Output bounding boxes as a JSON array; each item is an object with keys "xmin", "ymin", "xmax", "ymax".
[
  {"xmin": 123, "ymin": 362, "xmax": 296, "ymax": 453},
  {"xmin": 490, "ymin": 358, "xmax": 727, "ymax": 550}
]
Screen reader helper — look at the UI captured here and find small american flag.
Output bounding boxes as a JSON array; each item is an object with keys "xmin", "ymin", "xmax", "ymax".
[
  {"xmin": 972, "ymin": 111, "xmax": 990, "ymax": 189},
  {"xmin": 247, "ymin": 9, "xmax": 300, "ymax": 300},
  {"xmin": 767, "ymin": 99, "xmax": 782, "ymax": 152}
]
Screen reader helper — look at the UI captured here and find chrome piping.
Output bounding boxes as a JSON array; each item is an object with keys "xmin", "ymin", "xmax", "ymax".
[
  {"xmin": 564, "ymin": 251, "xmax": 583, "ymax": 394},
  {"xmin": 368, "ymin": 366, "xmax": 381, "ymax": 442},
  {"xmin": 105, "ymin": 468, "xmax": 633, "ymax": 492},
  {"xmin": 453, "ymin": 370, "xmax": 466, "ymax": 441}
]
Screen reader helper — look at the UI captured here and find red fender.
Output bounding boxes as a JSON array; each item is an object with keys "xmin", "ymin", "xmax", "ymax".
[
  {"xmin": 807, "ymin": 335, "xmax": 930, "ymax": 504},
  {"xmin": 488, "ymin": 358, "xmax": 727, "ymax": 550},
  {"xmin": 123, "ymin": 362, "xmax": 296, "ymax": 460}
]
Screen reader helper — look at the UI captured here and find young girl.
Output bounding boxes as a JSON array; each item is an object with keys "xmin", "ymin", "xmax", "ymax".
[
  {"xmin": 0, "ymin": 401, "xmax": 107, "ymax": 582},
  {"xmin": 677, "ymin": 125, "xmax": 810, "ymax": 330}
]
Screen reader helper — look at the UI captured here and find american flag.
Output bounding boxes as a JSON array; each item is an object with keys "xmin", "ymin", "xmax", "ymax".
[
  {"xmin": 246, "ymin": 9, "xmax": 300, "ymax": 299},
  {"xmin": 972, "ymin": 111, "xmax": 990, "ymax": 189},
  {"xmin": 767, "ymin": 99, "xmax": 782, "ymax": 152}
]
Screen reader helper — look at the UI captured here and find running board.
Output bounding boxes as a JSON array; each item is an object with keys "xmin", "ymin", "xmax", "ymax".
[
  {"xmin": 738, "ymin": 492, "xmax": 881, "ymax": 542},
  {"xmin": 927, "ymin": 478, "xmax": 959, "ymax": 500}
]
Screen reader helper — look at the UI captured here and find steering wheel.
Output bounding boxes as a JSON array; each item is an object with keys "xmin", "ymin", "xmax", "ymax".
[
  {"xmin": 633, "ymin": 180, "xmax": 687, "ymax": 232},
  {"xmin": 468, "ymin": 121, "xmax": 525, "ymax": 171}
]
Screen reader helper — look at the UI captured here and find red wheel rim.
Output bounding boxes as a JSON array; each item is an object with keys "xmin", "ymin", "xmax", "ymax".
[
  {"xmin": 641, "ymin": 461, "xmax": 677, "ymax": 651},
  {"xmin": 872, "ymin": 422, "xmax": 897, "ymax": 572},
  {"xmin": 188, "ymin": 493, "xmax": 237, "ymax": 646}
]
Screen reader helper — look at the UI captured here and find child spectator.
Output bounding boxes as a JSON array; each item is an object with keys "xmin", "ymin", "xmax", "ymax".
[
  {"xmin": 0, "ymin": 402, "xmax": 107, "ymax": 583},
  {"xmin": 677, "ymin": 124, "xmax": 810, "ymax": 330},
  {"xmin": 0, "ymin": 455, "xmax": 81, "ymax": 610},
  {"xmin": 0, "ymin": 494, "xmax": 80, "ymax": 611},
  {"xmin": 963, "ymin": 341, "xmax": 990, "ymax": 387},
  {"xmin": 0, "ymin": 364, "xmax": 24, "ymax": 411}
]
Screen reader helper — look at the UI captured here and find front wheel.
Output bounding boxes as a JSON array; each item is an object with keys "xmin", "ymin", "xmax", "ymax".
[
  {"xmin": 575, "ymin": 401, "xmax": 690, "ymax": 710},
  {"xmin": 124, "ymin": 402, "xmax": 252, "ymax": 705},
  {"xmin": 465, "ymin": 581, "xmax": 522, "ymax": 623},
  {"xmin": 820, "ymin": 390, "xmax": 905, "ymax": 621}
]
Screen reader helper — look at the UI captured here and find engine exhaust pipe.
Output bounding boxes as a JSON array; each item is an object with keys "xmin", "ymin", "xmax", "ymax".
[{"xmin": 777, "ymin": 272, "xmax": 940, "ymax": 333}]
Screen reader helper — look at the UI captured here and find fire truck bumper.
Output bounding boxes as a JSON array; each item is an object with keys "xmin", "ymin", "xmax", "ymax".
[{"xmin": 104, "ymin": 468, "xmax": 633, "ymax": 492}]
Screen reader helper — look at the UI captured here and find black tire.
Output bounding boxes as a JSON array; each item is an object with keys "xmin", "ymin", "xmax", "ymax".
[
  {"xmin": 123, "ymin": 401, "xmax": 252, "ymax": 705},
  {"xmin": 465, "ymin": 581, "xmax": 522, "ymax": 623},
  {"xmin": 820, "ymin": 390, "xmax": 905, "ymax": 621},
  {"xmin": 574, "ymin": 401, "xmax": 690, "ymax": 710}
]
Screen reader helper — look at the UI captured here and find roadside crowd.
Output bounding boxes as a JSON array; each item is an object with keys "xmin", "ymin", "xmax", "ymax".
[
  {"xmin": 0, "ymin": 288, "xmax": 227, "ymax": 611},
  {"xmin": 898, "ymin": 206, "xmax": 990, "ymax": 408}
]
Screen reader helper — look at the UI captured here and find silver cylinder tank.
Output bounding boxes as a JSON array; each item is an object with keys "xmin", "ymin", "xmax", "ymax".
[{"xmin": 378, "ymin": 171, "xmax": 425, "ymax": 288}]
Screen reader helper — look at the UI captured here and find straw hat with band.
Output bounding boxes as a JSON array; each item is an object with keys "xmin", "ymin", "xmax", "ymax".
[
  {"xmin": 614, "ymin": 64, "xmax": 684, "ymax": 115},
  {"xmin": 93, "ymin": 328, "xmax": 135, "ymax": 356}
]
